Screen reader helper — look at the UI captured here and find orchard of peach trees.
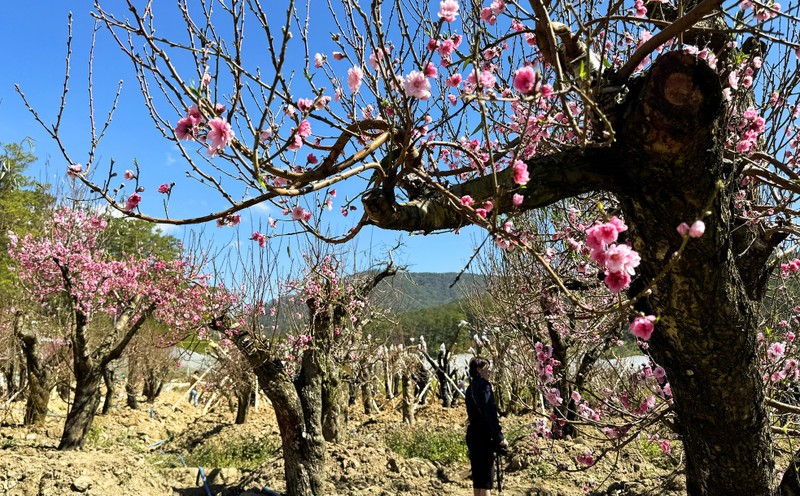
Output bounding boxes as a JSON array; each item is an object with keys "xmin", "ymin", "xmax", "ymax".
[{"xmin": 4, "ymin": 0, "xmax": 800, "ymax": 495}]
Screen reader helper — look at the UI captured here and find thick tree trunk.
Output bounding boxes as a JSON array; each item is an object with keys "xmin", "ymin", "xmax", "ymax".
[
  {"xmin": 235, "ymin": 332, "xmax": 325, "ymax": 496},
  {"xmin": 16, "ymin": 325, "xmax": 51, "ymax": 427},
  {"xmin": 349, "ymin": 379, "xmax": 359, "ymax": 406},
  {"xmin": 125, "ymin": 367, "xmax": 139, "ymax": 410},
  {"xmin": 101, "ymin": 366, "xmax": 114, "ymax": 414},
  {"xmin": 437, "ymin": 351, "xmax": 453, "ymax": 408},
  {"xmin": 781, "ymin": 447, "xmax": 800, "ymax": 495},
  {"xmin": 295, "ymin": 347, "xmax": 327, "ymax": 491},
  {"xmin": 617, "ymin": 52, "xmax": 774, "ymax": 496},
  {"xmin": 58, "ymin": 381, "xmax": 70, "ymax": 403},
  {"xmin": 362, "ymin": 382, "xmax": 376, "ymax": 415},
  {"xmin": 321, "ymin": 363, "xmax": 346, "ymax": 443},
  {"xmin": 58, "ymin": 370, "xmax": 102, "ymax": 450},
  {"xmin": 2, "ymin": 364, "xmax": 17, "ymax": 397},
  {"xmin": 235, "ymin": 379, "xmax": 253, "ymax": 425},
  {"xmin": 142, "ymin": 372, "xmax": 164, "ymax": 403}
]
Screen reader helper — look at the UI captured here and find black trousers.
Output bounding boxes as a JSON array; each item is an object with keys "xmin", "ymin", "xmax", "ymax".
[{"xmin": 466, "ymin": 435, "xmax": 495, "ymax": 490}]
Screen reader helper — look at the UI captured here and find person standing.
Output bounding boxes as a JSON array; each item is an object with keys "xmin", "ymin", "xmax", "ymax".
[{"xmin": 465, "ymin": 357, "xmax": 508, "ymax": 496}]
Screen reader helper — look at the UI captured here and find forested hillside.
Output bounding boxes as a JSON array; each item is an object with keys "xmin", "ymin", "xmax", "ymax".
[
  {"xmin": 365, "ymin": 272, "xmax": 483, "ymax": 350},
  {"xmin": 369, "ymin": 272, "xmax": 481, "ymax": 312}
]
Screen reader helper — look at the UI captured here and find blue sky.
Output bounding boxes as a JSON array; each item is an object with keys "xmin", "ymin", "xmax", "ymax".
[{"xmin": 0, "ymin": 1, "xmax": 483, "ymax": 274}]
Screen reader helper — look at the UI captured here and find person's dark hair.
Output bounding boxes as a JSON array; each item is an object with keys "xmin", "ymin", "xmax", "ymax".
[{"xmin": 469, "ymin": 356, "xmax": 490, "ymax": 379}]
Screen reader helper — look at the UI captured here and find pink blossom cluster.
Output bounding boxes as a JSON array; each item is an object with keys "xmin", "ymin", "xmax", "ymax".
[
  {"xmin": 438, "ymin": 0, "xmax": 459, "ymax": 22},
  {"xmin": 677, "ymin": 220, "xmax": 705, "ymax": 238},
  {"xmin": 288, "ymin": 120, "xmax": 313, "ymax": 151},
  {"xmin": 250, "ymin": 231, "xmax": 267, "ymax": 247},
  {"xmin": 8, "ymin": 208, "xmax": 219, "ymax": 340},
  {"xmin": 731, "ymin": 106, "xmax": 767, "ymax": 155},
  {"xmin": 283, "ymin": 333, "xmax": 314, "ymax": 363},
  {"xmin": 215, "ymin": 214, "xmax": 241, "ymax": 228},
  {"xmin": 175, "ymin": 105, "xmax": 234, "ymax": 157},
  {"xmin": 480, "ymin": 0, "xmax": 505, "ymax": 25},
  {"xmin": 780, "ymin": 258, "xmax": 800, "ymax": 277},
  {"xmin": 630, "ymin": 315, "xmax": 656, "ymax": 341},
  {"xmin": 427, "ymin": 34, "xmax": 463, "ymax": 67},
  {"xmin": 585, "ymin": 216, "xmax": 640, "ymax": 293},
  {"xmin": 740, "ymin": 0, "xmax": 781, "ymax": 21},
  {"xmin": 576, "ymin": 449, "xmax": 595, "ymax": 467},
  {"xmin": 757, "ymin": 329, "xmax": 800, "ymax": 386}
]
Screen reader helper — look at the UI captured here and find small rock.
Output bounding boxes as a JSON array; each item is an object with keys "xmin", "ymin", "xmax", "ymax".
[
  {"xmin": 71, "ymin": 475, "xmax": 93, "ymax": 492},
  {"xmin": 24, "ymin": 433, "xmax": 37, "ymax": 441}
]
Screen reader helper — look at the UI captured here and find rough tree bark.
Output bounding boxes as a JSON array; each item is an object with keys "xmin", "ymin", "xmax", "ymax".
[
  {"xmin": 235, "ymin": 374, "xmax": 253, "ymax": 425},
  {"xmin": 401, "ymin": 372, "xmax": 415, "ymax": 424},
  {"xmin": 15, "ymin": 315, "xmax": 52, "ymax": 427},
  {"xmin": 101, "ymin": 365, "xmax": 115, "ymax": 415},
  {"xmin": 363, "ymin": 50, "xmax": 778, "ymax": 495},
  {"xmin": 142, "ymin": 371, "xmax": 164, "ymax": 403},
  {"xmin": 125, "ymin": 359, "xmax": 139, "ymax": 409},
  {"xmin": 58, "ymin": 297, "xmax": 152, "ymax": 450},
  {"xmin": 233, "ymin": 331, "xmax": 325, "ymax": 496}
]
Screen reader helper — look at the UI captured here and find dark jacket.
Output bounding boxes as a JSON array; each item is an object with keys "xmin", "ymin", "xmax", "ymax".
[{"xmin": 465, "ymin": 375, "xmax": 504, "ymax": 447}]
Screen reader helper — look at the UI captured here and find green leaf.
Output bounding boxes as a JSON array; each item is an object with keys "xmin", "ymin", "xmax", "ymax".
[{"xmin": 471, "ymin": 121, "xmax": 484, "ymax": 136}]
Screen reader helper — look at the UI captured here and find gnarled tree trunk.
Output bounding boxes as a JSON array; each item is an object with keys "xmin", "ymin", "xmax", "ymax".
[
  {"xmin": 401, "ymin": 372, "xmax": 415, "ymax": 424},
  {"xmin": 59, "ymin": 298, "xmax": 151, "ymax": 450},
  {"xmin": 235, "ymin": 376, "xmax": 253, "ymax": 425},
  {"xmin": 321, "ymin": 362, "xmax": 347, "ymax": 442},
  {"xmin": 101, "ymin": 365, "xmax": 115, "ymax": 414},
  {"xmin": 235, "ymin": 332, "xmax": 325, "ymax": 496},
  {"xmin": 58, "ymin": 368, "xmax": 102, "ymax": 450},
  {"xmin": 15, "ymin": 316, "xmax": 52, "ymax": 427},
  {"xmin": 125, "ymin": 360, "xmax": 139, "ymax": 409}
]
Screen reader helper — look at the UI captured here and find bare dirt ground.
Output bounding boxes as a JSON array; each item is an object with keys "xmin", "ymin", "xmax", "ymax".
[{"xmin": 0, "ymin": 387, "xmax": 684, "ymax": 496}]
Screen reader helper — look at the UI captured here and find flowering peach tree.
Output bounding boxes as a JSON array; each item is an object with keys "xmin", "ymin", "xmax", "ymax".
[{"xmin": 8, "ymin": 207, "xmax": 224, "ymax": 450}]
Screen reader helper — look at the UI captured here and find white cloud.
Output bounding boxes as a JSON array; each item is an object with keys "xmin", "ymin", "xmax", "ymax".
[
  {"xmin": 165, "ymin": 152, "xmax": 177, "ymax": 167},
  {"xmin": 155, "ymin": 223, "xmax": 183, "ymax": 236},
  {"xmin": 251, "ymin": 201, "xmax": 271, "ymax": 215}
]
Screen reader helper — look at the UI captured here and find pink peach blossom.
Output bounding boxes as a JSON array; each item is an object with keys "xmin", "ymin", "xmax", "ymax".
[
  {"xmin": 512, "ymin": 159, "xmax": 529, "ymax": 185},
  {"xmin": 67, "ymin": 164, "xmax": 83, "ymax": 178},
  {"xmin": 438, "ymin": 0, "xmax": 459, "ymax": 22},
  {"xmin": 630, "ymin": 315, "xmax": 656, "ymax": 341},
  {"xmin": 403, "ymin": 71, "xmax": 432, "ymax": 99},
  {"xmin": 347, "ymin": 67, "xmax": 364, "ymax": 93},
  {"xmin": 513, "ymin": 66, "xmax": 540, "ymax": 95},
  {"xmin": 689, "ymin": 220, "xmax": 705, "ymax": 238},
  {"xmin": 125, "ymin": 193, "xmax": 142, "ymax": 211},
  {"xmin": 207, "ymin": 117, "xmax": 235, "ymax": 155},
  {"xmin": 603, "ymin": 270, "xmax": 631, "ymax": 293}
]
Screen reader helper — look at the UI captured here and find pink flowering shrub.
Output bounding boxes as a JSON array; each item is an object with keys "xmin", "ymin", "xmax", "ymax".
[{"xmin": 8, "ymin": 208, "xmax": 224, "ymax": 338}]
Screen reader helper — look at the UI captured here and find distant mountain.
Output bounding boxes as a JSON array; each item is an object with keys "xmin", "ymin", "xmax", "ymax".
[
  {"xmin": 364, "ymin": 272, "xmax": 484, "ymax": 350},
  {"xmin": 369, "ymin": 271, "xmax": 482, "ymax": 313},
  {"xmin": 258, "ymin": 271, "xmax": 483, "ymax": 351}
]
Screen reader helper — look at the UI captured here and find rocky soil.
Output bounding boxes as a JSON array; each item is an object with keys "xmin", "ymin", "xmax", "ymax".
[{"xmin": 0, "ymin": 387, "xmax": 684, "ymax": 496}]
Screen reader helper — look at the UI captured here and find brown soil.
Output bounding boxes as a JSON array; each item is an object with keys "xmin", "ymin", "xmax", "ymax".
[{"xmin": 0, "ymin": 388, "xmax": 683, "ymax": 496}]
